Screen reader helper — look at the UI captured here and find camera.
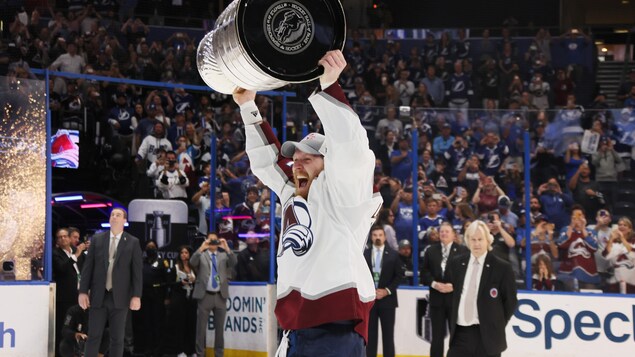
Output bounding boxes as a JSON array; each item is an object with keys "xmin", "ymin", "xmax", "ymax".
[
  {"xmin": 209, "ymin": 239, "xmax": 220, "ymax": 245},
  {"xmin": 399, "ymin": 106, "xmax": 412, "ymax": 117},
  {"xmin": 487, "ymin": 213, "xmax": 496, "ymax": 223},
  {"xmin": 1, "ymin": 260, "xmax": 16, "ymax": 281},
  {"xmin": 168, "ymin": 160, "xmax": 177, "ymax": 166}
]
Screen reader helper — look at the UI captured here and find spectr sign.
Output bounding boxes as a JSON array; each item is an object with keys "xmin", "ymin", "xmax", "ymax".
[
  {"xmin": 0, "ymin": 284, "xmax": 51, "ymax": 356},
  {"xmin": 392, "ymin": 288, "xmax": 634, "ymax": 356}
]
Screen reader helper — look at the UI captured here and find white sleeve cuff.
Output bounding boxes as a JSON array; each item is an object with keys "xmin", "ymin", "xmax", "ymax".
[
  {"xmin": 320, "ymin": 81, "xmax": 336, "ymax": 90},
  {"xmin": 239, "ymin": 101, "xmax": 263, "ymax": 125}
]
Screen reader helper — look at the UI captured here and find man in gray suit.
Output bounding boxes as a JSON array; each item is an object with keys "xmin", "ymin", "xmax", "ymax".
[
  {"xmin": 78, "ymin": 208, "xmax": 143, "ymax": 357},
  {"xmin": 191, "ymin": 232, "xmax": 237, "ymax": 357}
]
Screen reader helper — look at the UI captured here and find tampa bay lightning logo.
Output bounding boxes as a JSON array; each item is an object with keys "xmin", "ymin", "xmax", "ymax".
[
  {"xmin": 278, "ymin": 197, "xmax": 314, "ymax": 257},
  {"xmin": 264, "ymin": 0, "xmax": 314, "ymax": 55}
]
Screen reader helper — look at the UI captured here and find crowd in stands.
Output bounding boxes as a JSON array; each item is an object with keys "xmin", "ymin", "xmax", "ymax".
[
  {"xmin": 5, "ymin": 2, "xmax": 631, "ymax": 357},
  {"xmin": 2, "ymin": 3, "xmax": 635, "ymax": 298}
]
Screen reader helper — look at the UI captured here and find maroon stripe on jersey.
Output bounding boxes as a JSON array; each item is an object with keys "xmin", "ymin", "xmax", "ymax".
[
  {"xmin": 275, "ymin": 288, "xmax": 375, "ymax": 342},
  {"xmin": 258, "ymin": 120, "xmax": 293, "ymax": 180},
  {"xmin": 323, "ymin": 83, "xmax": 352, "ymax": 109}
]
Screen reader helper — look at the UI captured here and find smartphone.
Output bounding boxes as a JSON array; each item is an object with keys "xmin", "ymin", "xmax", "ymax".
[
  {"xmin": 432, "ymin": 193, "xmax": 442, "ymax": 200},
  {"xmin": 399, "ymin": 106, "xmax": 412, "ymax": 118}
]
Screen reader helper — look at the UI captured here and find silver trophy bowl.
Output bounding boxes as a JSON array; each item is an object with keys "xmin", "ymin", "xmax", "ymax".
[{"xmin": 197, "ymin": 0, "xmax": 346, "ymax": 94}]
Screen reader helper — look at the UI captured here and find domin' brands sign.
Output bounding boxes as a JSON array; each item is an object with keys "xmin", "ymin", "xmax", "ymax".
[{"xmin": 264, "ymin": 0, "xmax": 314, "ymax": 54}]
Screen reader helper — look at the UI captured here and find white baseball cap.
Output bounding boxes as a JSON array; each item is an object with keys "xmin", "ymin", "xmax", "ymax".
[{"xmin": 281, "ymin": 133, "xmax": 326, "ymax": 158}]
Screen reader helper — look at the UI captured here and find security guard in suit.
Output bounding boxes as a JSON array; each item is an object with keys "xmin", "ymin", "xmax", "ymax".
[
  {"xmin": 364, "ymin": 225, "xmax": 405, "ymax": 357},
  {"xmin": 421, "ymin": 222, "xmax": 469, "ymax": 357},
  {"xmin": 134, "ymin": 241, "xmax": 173, "ymax": 356}
]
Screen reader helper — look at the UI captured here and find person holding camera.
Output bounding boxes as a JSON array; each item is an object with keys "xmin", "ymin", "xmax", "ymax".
[
  {"xmin": 522, "ymin": 215, "xmax": 559, "ymax": 264},
  {"xmin": 53, "ymin": 228, "xmax": 87, "ymax": 357},
  {"xmin": 391, "ymin": 186, "xmax": 426, "ymax": 244},
  {"xmin": 156, "ymin": 151, "xmax": 189, "ymax": 202},
  {"xmin": 557, "ymin": 206, "xmax": 600, "ymax": 290},
  {"xmin": 444, "ymin": 136, "xmax": 471, "ymax": 184},
  {"xmin": 602, "ymin": 219, "xmax": 635, "ymax": 294},
  {"xmin": 136, "ymin": 121, "xmax": 173, "ymax": 168},
  {"xmin": 190, "ymin": 233, "xmax": 236, "ymax": 357},
  {"xmin": 569, "ymin": 162, "xmax": 605, "ymax": 221},
  {"xmin": 538, "ymin": 178, "xmax": 574, "ymax": 232},
  {"xmin": 60, "ymin": 304, "xmax": 109, "ymax": 357},
  {"xmin": 472, "ymin": 176, "xmax": 504, "ymax": 215},
  {"xmin": 592, "ymin": 137, "xmax": 624, "ymax": 210},
  {"xmin": 486, "ymin": 212, "xmax": 516, "ymax": 264}
]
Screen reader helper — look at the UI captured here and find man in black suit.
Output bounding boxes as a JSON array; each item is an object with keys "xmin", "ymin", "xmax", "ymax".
[
  {"xmin": 79, "ymin": 208, "xmax": 143, "ymax": 357},
  {"xmin": 364, "ymin": 225, "xmax": 404, "ymax": 357},
  {"xmin": 421, "ymin": 222, "xmax": 469, "ymax": 357},
  {"xmin": 53, "ymin": 228, "xmax": 86, "ymax": 357},
  {"xmin": 446, "ymin": 220, "xmax": 518, "ymax": 357}
]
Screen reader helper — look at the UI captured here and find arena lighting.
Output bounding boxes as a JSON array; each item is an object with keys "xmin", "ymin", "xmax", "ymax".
[
  {"xmin": 223, "ymin": 215, "xmax": 255, "ymax": 220},
  {"xmin": 238, "ymin": 233, "xmax": 271, "ymax": 238},
  {"xmin": 80, "ymin": 203, "xmax": 112, "ymax": 209},
  {"xmin": 54, "ymin": 195, "xmax": 84, "ymax": 202},
  {"xmin": 101, "ymin": 222, "xmax": 130, "ymax": 228}
]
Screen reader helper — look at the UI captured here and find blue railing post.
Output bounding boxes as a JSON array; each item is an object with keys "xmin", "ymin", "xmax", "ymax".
[
  {"xmin": 411, "ymin": 127, "xmax": 420, "ymax": 286},
  {"xmin": 209, "ymin": 133, "xmax": 217, "ymax": 234},
  {"xmin": 45, "ymin": 69, "xmax": 52, "ymax": 282},
  {"xmin": 524, "ymin": 131, "xmax": 532, "ymax": 290},
  {"xmin": 269, "ymin": 189, "xmax": 277, "ymax": 284}
]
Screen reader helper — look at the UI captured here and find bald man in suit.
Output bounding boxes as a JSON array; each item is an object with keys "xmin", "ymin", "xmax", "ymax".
[
  {"xmin": 421, "ymin": 222, "xmax": 469, "ymax": 357},
  {"xmin": 446, "ymin": 220, "xmax": 517, "ymax": 357},
  {"xmin": 79, "ymin": 208, "xmax": 143, "ymax": 357}
]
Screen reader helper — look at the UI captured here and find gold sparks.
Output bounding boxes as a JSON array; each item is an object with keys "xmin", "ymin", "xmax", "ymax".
[{"xmin": 0, "ymin": 77, "xmax": 47, "ymax": 280}]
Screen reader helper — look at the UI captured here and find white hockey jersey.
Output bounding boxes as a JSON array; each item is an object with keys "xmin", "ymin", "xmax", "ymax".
[{"xmin": 240, "ymin": 83, "xmax": 382, "ymax": 341}]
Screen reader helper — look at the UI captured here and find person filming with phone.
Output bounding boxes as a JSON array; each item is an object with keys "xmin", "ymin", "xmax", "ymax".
[
  {"xmin": 156, "ymin": 150, "xmax": 189, "ymax": 202},
  {"xmin": 190, "ymin": 233, "xmax": 236, "ymax": 357}
]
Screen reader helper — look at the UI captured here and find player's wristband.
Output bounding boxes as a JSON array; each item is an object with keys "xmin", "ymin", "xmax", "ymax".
[{"xmin": 239, "ymin": 101, "xmax": 263, "ymax": 125}]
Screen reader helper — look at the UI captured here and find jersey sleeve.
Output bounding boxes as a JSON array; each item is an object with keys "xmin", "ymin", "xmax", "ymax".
[
  {"xmin": 309, "ymin": 83, "xmax": 376, "ymax": 206},
  {"xmin": 240, "ymin": 102, "xmax": 295, "ymax": 202}
]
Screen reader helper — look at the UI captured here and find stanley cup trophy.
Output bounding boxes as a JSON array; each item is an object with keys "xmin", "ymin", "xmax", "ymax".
[{"xmin": 197, "ymin": 0, "xmax": 347, "ymax": 94}]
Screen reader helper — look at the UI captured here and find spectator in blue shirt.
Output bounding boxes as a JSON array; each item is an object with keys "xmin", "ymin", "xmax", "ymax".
[
  {"xmin": 421, "ymin": 65, "xmax": 445, "ymax": 105},
  {"xmin": 432, "ymin": 122, "xmax": 455, "ymax": 159},
  {"xmin": 390, "ymin": 186, "xmax": 425, "ymax": 242},
  {"xmin": 477, "ymin": 132, "xmax": 510, "ymax": 178},
  {"xmin": 390, "ymin": 136, "xmax": 414, "ymax": 186},
  {"xmin": 444, "ymin": 136, "xmax": 471, "ymax": 183},
  {"xmin": 538, "ymin": 178, "xmax": 574, "ymax": 232}
]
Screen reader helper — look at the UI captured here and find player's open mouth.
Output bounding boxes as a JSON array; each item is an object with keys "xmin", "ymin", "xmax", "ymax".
[{"xmin": 298, "ymin": 178, "xmax": 308, "ymax": 188}]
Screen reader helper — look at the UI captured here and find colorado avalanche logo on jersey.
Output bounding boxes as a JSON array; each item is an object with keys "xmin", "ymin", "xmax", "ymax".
[
  {"xmin": 278, "ymin": 197, "xmax": 314, "ymax": 257},
  {"xmin": 615, "ymin": 254, "xmax": 635, "ymax": 270},
  {"xmin": 567, "ymin": 238, "xmax": 592, "ymax": 259}
]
